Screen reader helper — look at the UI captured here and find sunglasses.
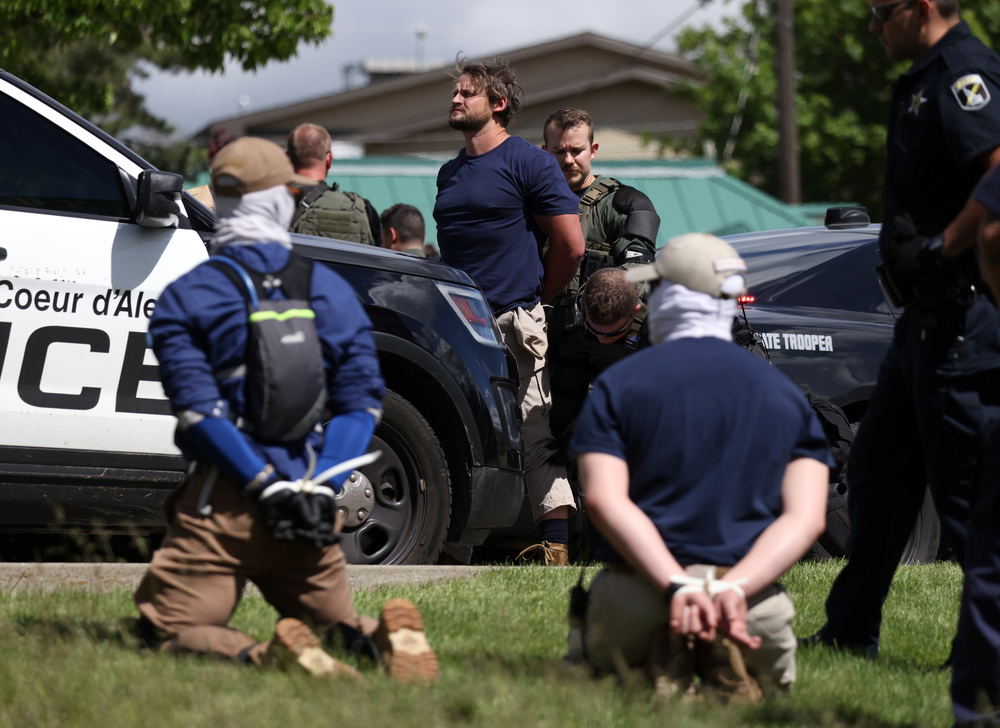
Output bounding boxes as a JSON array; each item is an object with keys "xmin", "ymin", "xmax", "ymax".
[
  {"xmin": 585, "ymin": 312, "xmax": 634, "ymax": 340},
  {"xmin": 870, "ymin": 0, "xmax": 916, "ymax": 23}
]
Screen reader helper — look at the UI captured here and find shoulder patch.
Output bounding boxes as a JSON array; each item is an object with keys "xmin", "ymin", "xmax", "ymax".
[{"xmin": 951, "ymin": 73, "xmax": 991, "ymax": 111}]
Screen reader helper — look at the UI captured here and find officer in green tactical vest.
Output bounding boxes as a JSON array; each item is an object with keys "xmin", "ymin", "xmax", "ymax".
[
  {"xmin": 541, "ymin": 108, "xmax": 661, "ymax": 445},
  {"xmin": 286, "ymin": 123, "xmax": 381, "ymax": 246}
]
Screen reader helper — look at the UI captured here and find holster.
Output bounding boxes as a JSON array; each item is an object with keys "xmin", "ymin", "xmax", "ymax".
[{"xmin": 876, "ymin": 254, "xmax": 977, "ymax": 310}]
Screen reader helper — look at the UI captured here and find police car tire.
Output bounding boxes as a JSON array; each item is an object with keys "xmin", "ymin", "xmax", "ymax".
[
  {"xmin": 806, "ymin": 479, "xmax": 940, "ymax": 563},
  {"xmin": 337, "ymin": 390, "xmax": 452, "ymax": 565},
  {"xmin": 898, "ymin": 487, "xmax": 941, "ymax": 565}
]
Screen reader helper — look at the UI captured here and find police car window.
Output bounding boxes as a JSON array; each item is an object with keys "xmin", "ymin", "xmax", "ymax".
[
  {"xmin": 0, "ymin": 94, "xmax": 128, "ymax": 218},
  {"xmin": 757, "ymin": 241, "xmax": 891, "ymax": 315}
]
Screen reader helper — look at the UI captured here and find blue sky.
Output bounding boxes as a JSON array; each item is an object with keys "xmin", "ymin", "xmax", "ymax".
[{"xmin": 134, "ymin": 0, "xmax": 738, "ymax": 137}]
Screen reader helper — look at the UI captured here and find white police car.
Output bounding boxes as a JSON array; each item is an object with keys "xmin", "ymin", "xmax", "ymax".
[{"xmin": 0, "ymin": 70, "xmax": 524, "ymax": 565}]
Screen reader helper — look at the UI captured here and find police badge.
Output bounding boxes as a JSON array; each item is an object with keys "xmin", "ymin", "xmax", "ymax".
[{"xmin": 951, "ymin": 73, "xmax": 991, "ymax": 111}]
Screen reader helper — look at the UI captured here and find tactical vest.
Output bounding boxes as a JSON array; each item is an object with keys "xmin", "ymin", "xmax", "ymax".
[
  {"xmin": 291, "ymin": 182, "xmax": 376, "ymax": 246},
  {"xmin": 578, "ymin": 176, "xmax": 624, "ymax": 255},
  {"xmin": 562, "ymin": 177, "xmax": 625, "ymax": 298}
]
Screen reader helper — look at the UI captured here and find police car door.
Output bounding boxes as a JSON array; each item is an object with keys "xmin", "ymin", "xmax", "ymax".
[{"xmin": 0, "ymin": 77, "xmax": 207, "ymax": 468}]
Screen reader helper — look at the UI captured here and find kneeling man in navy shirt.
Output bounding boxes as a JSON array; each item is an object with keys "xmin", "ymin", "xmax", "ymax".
[{"xmin": 571, "ymin": 233, "xmax": 829, "ymax": 701}]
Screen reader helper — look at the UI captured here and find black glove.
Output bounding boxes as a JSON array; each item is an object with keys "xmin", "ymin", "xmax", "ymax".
[
  {"xmin": 880, "ymin": 215, "xmax": 945, "ymax": 306},
  {"xmin": 892, "ymin": 215, "xmax": 945, "ymax": 280},
  {"xmin": 254, "ymin": 480, "xmax": 340, "ymax": 549}
]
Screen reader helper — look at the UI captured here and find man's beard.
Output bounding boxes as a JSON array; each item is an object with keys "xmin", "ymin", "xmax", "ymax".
[{"xmin": 449, "ymin": 111, "xmax": 488, "ymax": 132}]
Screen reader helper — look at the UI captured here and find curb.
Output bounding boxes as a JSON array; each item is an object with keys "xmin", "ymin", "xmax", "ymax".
[{"xmin": 0, "ymin": 563, "xmax": 489, "ymax": 594}]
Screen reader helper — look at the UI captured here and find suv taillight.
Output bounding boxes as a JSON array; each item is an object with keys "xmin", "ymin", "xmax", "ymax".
[{"xmin": 436, "ymin": 283, "xmax": 504, "ymax": 347}]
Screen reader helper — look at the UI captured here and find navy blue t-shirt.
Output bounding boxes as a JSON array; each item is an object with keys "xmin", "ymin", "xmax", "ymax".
[
  {"xmin": 881, "ymin": 21, "xmax": 1000, "ymax": 255},
  {"xmin": 433, "ymin": 136, "xmax": 580, "ymax": 315},
  {"xmin": 570, "ymin": 337, "xmax": 831, "ymax": 566}
]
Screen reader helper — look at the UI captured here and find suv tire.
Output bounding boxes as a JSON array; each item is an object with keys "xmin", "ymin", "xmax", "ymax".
[{"xmin": 337, "ymin": 390, "xmax": 451, "ymax": 565}]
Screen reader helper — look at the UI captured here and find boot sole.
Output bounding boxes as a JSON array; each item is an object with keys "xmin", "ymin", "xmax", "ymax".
[
  {"xmin": 375, "ymin": 599, "xmax": 439, "ymax": 683},
  {"xmin": 271, "ymin": 618, "xmax": 363, "ymax": 680}
]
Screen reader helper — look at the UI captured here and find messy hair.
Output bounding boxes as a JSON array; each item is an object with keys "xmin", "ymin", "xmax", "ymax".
[{"xmin": 453, "ymin": 56, "xmax": 523, "ymax": 127}]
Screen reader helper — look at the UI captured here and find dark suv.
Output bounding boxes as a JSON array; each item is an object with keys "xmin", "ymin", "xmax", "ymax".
[
  {"xmin": 0, "ymin": 69, "xmax": 524, "ymax": 565},
  {"xmin": 726, "ymin": 209, "xmax": 941, "ymax": 563}
]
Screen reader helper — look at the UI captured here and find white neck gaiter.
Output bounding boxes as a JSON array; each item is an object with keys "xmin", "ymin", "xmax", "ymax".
[
  {"xmin": 211, "ymin": 185, "xmax": 295, "ymax": 252},
  {"xmin": 647, "ymin": 282, "xmax": 738, "ymax": 345}
]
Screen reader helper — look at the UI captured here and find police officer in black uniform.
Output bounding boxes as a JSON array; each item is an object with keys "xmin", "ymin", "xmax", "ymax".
[
  {"xmin": 950, "ymin": 153, "xmax": 1000, "ymax": 723},
  {"xmin": 807, "ymin": 4, "xmax": 1000, "ymax": 719}
]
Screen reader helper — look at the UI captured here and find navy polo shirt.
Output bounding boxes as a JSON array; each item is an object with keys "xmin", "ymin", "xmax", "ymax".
[
  {"xmin": 570, "ymin": 338, "xmax": 831, "ymax": 567},
  {"xmin": 881, "ymin": 21, "xmax": 1000, "ymax": 257}
]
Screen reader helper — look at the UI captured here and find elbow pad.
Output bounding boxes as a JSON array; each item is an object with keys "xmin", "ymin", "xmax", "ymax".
[{"xmin": 612, "ymin": 187, "xmax": 661, "ymax": 248}]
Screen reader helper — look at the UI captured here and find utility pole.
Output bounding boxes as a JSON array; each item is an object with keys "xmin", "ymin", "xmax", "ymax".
[{"xmin": 776, "ymin": 0, "xmax": 800, "ymax": 203}]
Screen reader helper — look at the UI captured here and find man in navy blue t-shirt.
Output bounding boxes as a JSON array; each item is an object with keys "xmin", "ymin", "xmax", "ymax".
[
  {"xmin": 434, "ymin": 58, "xmax": 585, "ymax": 565},
  {"xmin": 571, "ymin": 233, "xmax": 829, "ymax": 700}
]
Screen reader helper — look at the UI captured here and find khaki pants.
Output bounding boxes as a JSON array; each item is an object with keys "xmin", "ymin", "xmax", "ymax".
[
  {"xmin": 496, "ymin": 303, "xmax": 575, "ymax": 520},
  {"xmin": 135, "ymin": 468, "xmax": 368, "ymax": 662},
  {"xmin": 584, "ymin": 565, "xmax": 797, "ymax": 695}
]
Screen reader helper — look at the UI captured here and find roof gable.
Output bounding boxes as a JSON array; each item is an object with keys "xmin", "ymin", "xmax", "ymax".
[{"xmin": 202, "ymin": 31, "xmax": 704, "ymax": 156}]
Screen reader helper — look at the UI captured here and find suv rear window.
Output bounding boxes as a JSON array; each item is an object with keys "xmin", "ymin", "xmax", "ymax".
[{"xmin": 0, "ymin": 94, "xmax": 128, "ymax": 218}]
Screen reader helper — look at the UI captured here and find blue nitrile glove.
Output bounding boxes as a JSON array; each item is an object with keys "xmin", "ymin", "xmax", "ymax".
[
  {"xmin": 178, "ymin": 414, "xmax": 275, "ymax": 495},
  {"xmin": 315, "ymin": 410, "xmax": 377, "ymax": 492}
]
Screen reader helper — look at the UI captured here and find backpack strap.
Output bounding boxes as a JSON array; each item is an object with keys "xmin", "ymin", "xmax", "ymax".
[
  {"xmin": 208, "ymin": 256, "xmax": 260, "ymax": 310},
  {"xmin": 290, "ymin": 181, "xmax": 330, "ymax": 231},
  {"xmin": 272, "ymin": 250, "xmax": 315, "ymax": 301},
  {"xmin": 209, "ymin": 251, "xmax": 315, "ymax": 304}
]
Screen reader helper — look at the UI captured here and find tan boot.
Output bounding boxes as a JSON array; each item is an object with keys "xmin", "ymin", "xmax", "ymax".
[
  {"xmin": 517, "ymin": 540, "xmax": 569, "ymax": 566},
  {"xmin": 648, "ymin": 629, "xmax": 697, "ymax": 701},
  {"xmin": 373, "ymin": 598, "xmax": 439, "ymax": 683},
  {"xmin": 694, "ymin": 636, "xmax": 763, "ymax": 705},
  {"xmin": 265, "ymin": 618, "xmax": 364, "ymax": 680}
]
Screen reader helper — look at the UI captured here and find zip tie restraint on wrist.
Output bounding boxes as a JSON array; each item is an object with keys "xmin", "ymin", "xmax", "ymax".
[{"xmin": 668, "ymin": 566, "xmax": 749, "ymax": 600}]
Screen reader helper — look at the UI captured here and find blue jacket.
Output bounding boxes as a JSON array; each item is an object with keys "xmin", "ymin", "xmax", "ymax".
[{"xmin": 149, "ymin": 242, "xmax": 385, "ymax": 480}]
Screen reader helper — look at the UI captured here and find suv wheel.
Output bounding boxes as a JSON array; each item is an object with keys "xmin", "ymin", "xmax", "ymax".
[
  {"xmin": 336, "ymin": 390, "xmax": 451, "ymax": 565},
  {"xmin": 899, "ymin": 488, "xmax": 940, "ymax": 564},
  {"xmin": 807, "ymin": 477, "xmax": 941, "ymax": 564},
  {"xmin": 807, "ymin": 415, "xmax": 941, "ymax": 563}
]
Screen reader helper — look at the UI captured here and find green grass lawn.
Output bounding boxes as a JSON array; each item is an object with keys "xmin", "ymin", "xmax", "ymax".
[{"xmin": 0, "ymin": 560, "xmax": 961, "ymax": 728}]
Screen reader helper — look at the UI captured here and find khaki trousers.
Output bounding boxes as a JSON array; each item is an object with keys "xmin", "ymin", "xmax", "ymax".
[
  {"xmin": 135, "ymin": 468, "xmax": 367, "ymax": 662},
  {"xmin": 496, "ymin": 303, "xmax": 575, "ymax": 520},
  {"xmin": 584, "ymin": 565, "xmax": 797, "ymax": 694}
]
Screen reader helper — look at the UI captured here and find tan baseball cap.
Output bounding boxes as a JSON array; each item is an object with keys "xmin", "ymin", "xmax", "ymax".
[
  {"xmin": 624, "ymin": 232, "xmax": 747, "ymax": 298},
  {"xmin": 210, "ymin": 137, "xmax": 316, "ymax": 198}
]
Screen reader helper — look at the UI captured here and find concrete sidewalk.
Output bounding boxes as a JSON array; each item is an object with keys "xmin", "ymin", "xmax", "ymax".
[{"xmin": 0, "ymin": 563, "xmax": 489, "ymax": 594}]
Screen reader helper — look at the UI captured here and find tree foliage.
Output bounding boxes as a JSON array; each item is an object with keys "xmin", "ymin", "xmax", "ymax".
[
  {"xmin": 0, "ymin": 1, "xmax": 333, "ymax": 141},
  {"xmin": 668, "ymin": 0, "xmax": 1000, "ymax": 216}
]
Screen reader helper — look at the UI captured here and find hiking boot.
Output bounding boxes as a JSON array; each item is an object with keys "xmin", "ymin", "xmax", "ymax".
[
  {"xmin": 517, "ymin": 540, "xmax": 569, "ymax": 566},
  {"xmin": 266, "ymin": 618, "xmax": 364, "ymax": 680},
  {"xmin": 373, "ymin": 599, "xmax": 439, "ymax": 683},
  {"xmin": 694, "ymin": 637, "xmax": 763, "ymax": 705},
  {"xmin": 648, "ymin": 628, "xmax": 697, "ymax": 701}
]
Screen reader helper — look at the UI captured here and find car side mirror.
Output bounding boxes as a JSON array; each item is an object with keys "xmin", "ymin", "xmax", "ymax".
[{"xmin": 135, "ymin": 170, "xmax": 184, "ymax": 228}]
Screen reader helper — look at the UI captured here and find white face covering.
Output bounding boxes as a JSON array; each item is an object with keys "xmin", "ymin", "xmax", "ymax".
[
  {"xmin": 647, "ymin": 281, "xmax": 740, "ymax": 345},
  {"xmin": 211, "ymin": 185, "xmax": 295, "ymax": 251}
]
